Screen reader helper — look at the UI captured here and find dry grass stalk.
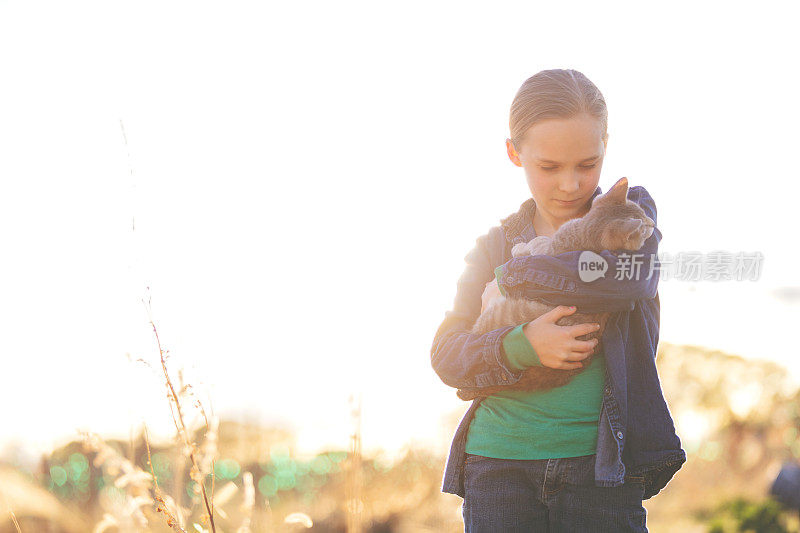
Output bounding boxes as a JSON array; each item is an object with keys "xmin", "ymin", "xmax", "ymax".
[
  {"xmin": 265, "ymin": 491, "xmax": 273, "ymax": 530},
  {"xmin": 7, "ymin": 507, "xmax": 22, "ymax": 533},
  {"xmin": 10, "ymin": 514, "xmax": 22, "ymax": 533},
  {"xmin": 195, "ymin": 399, "xmax": 219, "ymax": 523},
  {"xmin": 81, "ymin": 431, "xmax": 154, "ymax": 531},
  {"xmin": 345, "ymin": 393, "xmax": 363, "ymax": 533},
  {"xmin": 207, "ymin": 480, "xmax": 237, "ymax": 521},
  {"xmin": 284, "ymin": 512, "xmax": 313, "ymax": 528},
  {"xmin": 1, "ymin": 489, "xmax": 22, "ymax": 533},
  {"xmin": 143, "ymin": 424, "xmax": 187, "ymax": 532},
  {"xmin": 92, "ymin": 513, "xmax": 118, "ymax": 533},
  {"xmin": 144, "ymin": 301, "xmax": 217, "ymax": 533},
  {"xmin": 236, "ymin": 471, "xmax": 255, "ymax": 533}
]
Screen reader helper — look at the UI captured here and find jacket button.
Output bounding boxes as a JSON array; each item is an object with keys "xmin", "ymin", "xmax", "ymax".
[
  {"xmin": 616, "ymin": 431, "xmax": 624, "ymax": 439},
  {"xmin": 502, "ymin": 375, "xmax": 508, "ymax": 382},
  {"xmin": 605, "ymin": 387, "xmax": 611, "ymax": 395}
]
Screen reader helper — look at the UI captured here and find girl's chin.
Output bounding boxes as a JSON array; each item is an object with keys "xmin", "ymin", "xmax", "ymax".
[{"xmin": 551, "ymin": 201, "xmax": 590, "ymax": 218}]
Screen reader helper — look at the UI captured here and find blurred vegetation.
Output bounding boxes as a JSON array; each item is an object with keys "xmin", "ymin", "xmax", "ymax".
[
  {"xmin": 702, "ymin": 497, "xmax": 794, "ymax": 533},
  {"xmin": 2, "ymin": 341, "xmax": 800, "ymax": 532}
]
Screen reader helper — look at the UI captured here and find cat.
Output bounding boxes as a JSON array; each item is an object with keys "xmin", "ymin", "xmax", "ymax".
[{"xmin": 458, "ymin": 177, "xmax": 655, "ymax": 401}]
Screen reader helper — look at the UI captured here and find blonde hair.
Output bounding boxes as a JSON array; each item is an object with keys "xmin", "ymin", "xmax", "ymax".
[{"xmin": 509, "ymin": 69, "xmax": 608, "ymax": 151}]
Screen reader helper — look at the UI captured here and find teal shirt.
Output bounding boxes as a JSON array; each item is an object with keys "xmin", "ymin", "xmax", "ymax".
[{"xmin": 465, "ymin": 316, "xmax": 606, "ymax": 459}]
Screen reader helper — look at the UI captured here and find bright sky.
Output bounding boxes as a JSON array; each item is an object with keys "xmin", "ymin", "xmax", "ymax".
[{"xmin": 1, "ymin": 1, "xmax": 798, "ymax": 467}]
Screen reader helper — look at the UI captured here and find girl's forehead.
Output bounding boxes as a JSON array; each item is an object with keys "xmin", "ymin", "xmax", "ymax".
[
  {"xmin": 528, "ymin": 140, "xmax": 605, "ymax": 164},
  {"xmin": 522, "ymin": 115, "xmax": 606, "ymax": 154}
]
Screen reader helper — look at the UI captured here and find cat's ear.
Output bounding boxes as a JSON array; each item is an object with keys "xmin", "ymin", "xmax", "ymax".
[
  {"xmin": 603, "ymin": 177, "xmax": 629, "ymax": 204},
  {"xmin": 620, "ymin": 218, "xmax": 644, "ymax": 237},
  {"xmin": 620, "ymin": 218, "xmax": 646, "ymax": 244}
]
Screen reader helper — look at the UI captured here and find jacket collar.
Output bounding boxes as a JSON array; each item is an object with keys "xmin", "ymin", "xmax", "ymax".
[{"xmin": 500, "ymin": 186, "xmax": 603, "ymax": 246}]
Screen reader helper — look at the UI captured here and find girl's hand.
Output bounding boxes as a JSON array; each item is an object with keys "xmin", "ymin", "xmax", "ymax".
[
  {"xmin": 522, "ymin": 306, "xmax": 600, "ymax": 370},
  {"xmin": 481, "ymin": 279, "xmax": 503, "ymax": 314}
]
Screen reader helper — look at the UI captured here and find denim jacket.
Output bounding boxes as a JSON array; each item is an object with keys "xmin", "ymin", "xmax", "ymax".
[{"xmin": 430, "ymin": 185, "xmax": 686, "ymax": 500}]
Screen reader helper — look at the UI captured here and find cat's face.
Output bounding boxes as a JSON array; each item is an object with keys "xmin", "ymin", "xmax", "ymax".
[{"xmin": 584, "ymin": 177, "xmax": 655, "ymax": 251}]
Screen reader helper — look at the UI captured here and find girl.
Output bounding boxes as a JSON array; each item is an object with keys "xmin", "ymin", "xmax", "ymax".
[{"xmin": 430, "ymin": 69, "xmax": 685, "ymax": 532}]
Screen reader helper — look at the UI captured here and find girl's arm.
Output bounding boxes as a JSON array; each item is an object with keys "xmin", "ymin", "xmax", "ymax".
[
  {"xmin": 496, "ymin": 186, "xmax": 661, "ymax": 313},
  {"xmin": 430, "ymin": 226, "xmax": 525, "ymax": 391}
]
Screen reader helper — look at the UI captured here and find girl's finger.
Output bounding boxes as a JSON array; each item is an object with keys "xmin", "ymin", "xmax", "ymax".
[
  {"xmin": 546, "ymin": 305, "xmax": 577, "ymax": 322},
  {"xmin": 563, "ymin": 351, "xmax": 592, "ymax": 362},
  {"xmin": 570, "ymin": 322, "xmax": 601, "ymax": 338},
  {"xmin": 570, "ymin": 339, "xmax": 598, "ymax": 353}
]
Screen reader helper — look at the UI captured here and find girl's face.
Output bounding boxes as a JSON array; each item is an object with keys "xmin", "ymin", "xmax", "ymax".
[{"xmin": 506, "ymin": 113, "xmax": 608, "ymax": 232}]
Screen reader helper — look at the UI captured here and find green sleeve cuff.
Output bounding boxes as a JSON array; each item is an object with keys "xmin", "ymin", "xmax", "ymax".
[
  {"xmin": 501, "ymin": 322, "xmax": 543, "ymax": 371},
  {"xmin": 494, "ymin": 265, "xmax": 507, "ymax": 297}
]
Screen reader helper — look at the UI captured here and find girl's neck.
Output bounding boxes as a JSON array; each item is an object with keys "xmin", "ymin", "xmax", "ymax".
[{"xmin": 533, "ymin": 210, "xmax": 556, "ymax": 237}]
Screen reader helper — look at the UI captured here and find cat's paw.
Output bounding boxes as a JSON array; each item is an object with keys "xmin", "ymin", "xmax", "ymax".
[
  {"xmin": 512, "ymin": 236, "xmax": 552, "ymax": 257},
  {"xmin": 512, "ymin": 242, "xmax": 532, "ymax": 257}
]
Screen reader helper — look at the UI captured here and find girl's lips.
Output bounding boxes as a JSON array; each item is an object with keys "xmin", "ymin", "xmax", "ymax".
[{"xmin": 555, "ymin": 198, "xmax": 581, "ymax": 205}]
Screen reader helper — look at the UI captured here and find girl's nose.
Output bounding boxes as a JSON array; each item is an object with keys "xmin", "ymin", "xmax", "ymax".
[{"xmin": 559, "ymin": 177, "xmax": 581, "ymax": 194}]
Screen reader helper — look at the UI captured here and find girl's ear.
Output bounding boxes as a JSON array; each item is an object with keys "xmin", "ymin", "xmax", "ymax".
[{"xmin": 506, "ymin": 138, "xmax": 523, "ymax": 167}]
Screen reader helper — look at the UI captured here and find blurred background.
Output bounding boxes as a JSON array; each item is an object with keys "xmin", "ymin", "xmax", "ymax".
[{"xmin": 1, "ymin": 1, "xmax": 798, "ymax": 531}]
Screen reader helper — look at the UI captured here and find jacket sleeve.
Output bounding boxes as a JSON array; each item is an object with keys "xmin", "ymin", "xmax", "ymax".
[
  {"xmin": 430, "ymin": 226, "xmax": 526, "ymax": 391},
  {"xmin": 496, "ymin": 186, "xmax": 661, "ymax": 314}
]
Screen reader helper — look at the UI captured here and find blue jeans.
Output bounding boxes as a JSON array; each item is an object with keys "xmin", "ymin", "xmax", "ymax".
[{"xmin": 462, "ymin": 453, "xmax": 648, "ymax": 532}]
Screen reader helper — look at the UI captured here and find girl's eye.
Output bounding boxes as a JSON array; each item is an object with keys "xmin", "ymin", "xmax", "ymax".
[{"xmin": 540, "ymin": 163, "xmax": 597, "ymax": 171}]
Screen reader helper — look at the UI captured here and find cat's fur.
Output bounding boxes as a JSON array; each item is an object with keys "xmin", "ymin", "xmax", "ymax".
[{"xmin": 458, "ymin": 177, "xmax": 655, "ymax": 401}]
